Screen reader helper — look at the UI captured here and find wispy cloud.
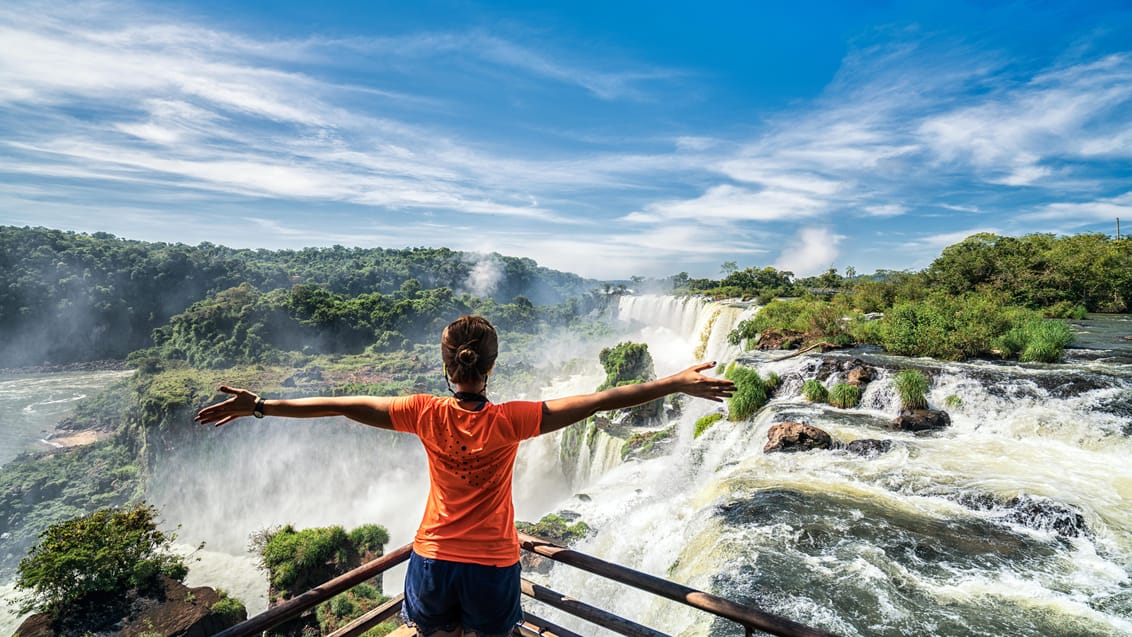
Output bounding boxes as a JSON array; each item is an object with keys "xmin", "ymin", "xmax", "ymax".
[
  {"xmin": 1, "ymin": 1, "xmax": 1130, "ymax": 279},
  {"xmin": 773, "ymin": 227, "xmax": 844, "ymax": 277}
]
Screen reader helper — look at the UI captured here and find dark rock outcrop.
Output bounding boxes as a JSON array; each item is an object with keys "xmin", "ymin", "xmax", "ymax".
[
  {"xmin": 955, "ymin": 492, "xmax": 1089, "ymax": 538},
  {"xmin": 843, "ymin": 439, "xmax": 894, "ymax": 457},
  {"xmin": 891, "ymin": 408, "xmax": 951, "ymax": 432},
  {"xmin": 764, "ymin": 422, "xmax": 834, "ymax": 453},
  {"xmin": 15, "ymin": 576, "xmax": 245, "ymax": 637}
]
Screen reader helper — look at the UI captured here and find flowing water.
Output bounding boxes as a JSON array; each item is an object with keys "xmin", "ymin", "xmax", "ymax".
[
  {"xmin": 2, "ymin": 299, "xmax": 1131, "ymax": 636},
  {"xmin": 529, "ymin": 298, "xmax": 1132, "ymax": 636},
  {"xmin": 0, "ymin": 370, "xmax": 133, "ymax": 467}
]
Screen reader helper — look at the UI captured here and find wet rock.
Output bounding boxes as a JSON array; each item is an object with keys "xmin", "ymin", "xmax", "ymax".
[
  {"xmin": 950, "ymin": 492, "xmax": 1088, "ymax": 538},
  {"xmin": 891, "ymin": 409, "xmax": 951, "ymax": 432},
  {"xmin": 843, "ymin": 439, "xmax": 893, "ymax": 457},
  {"xmin": 15, "ymin": 577, "xmax": 244, "ymax": 637},
  {"xmin": 764, "ymin": 422, "xmax": 833, "ymax": 453},
  {"xmin": 816, "ymin": 357, "xmax": 877, "ymax": 385},
  {"xmin": 1002, "ymin": 495, "xmax": 1088, "ymax": 538},
  {"xmin": 755, "ymin": 327, "xmax": 806, "ymax": 350},
  {"xmin": 846, "ymin": 366, "xmax": 873, "ymax": 387}
]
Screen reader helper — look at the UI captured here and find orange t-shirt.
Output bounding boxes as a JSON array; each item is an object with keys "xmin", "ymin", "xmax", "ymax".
[{"xmin": 388, "ymin": 394, "xmax": 543, "ymax": 566}]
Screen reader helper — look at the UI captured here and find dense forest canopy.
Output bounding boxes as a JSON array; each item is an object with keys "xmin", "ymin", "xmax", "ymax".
[
  {"xmin": 0, "ymin": 226, "xmax": 597, "ymax": 367},
  {"xmin": 678, "ymin": 232, "xmax": 1131, "ymax": 316}
]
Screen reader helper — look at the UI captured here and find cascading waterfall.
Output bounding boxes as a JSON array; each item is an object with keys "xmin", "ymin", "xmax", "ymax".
[{"xmin": 533, "ymin": 297, "xmax": 1132, "ymax": 637}]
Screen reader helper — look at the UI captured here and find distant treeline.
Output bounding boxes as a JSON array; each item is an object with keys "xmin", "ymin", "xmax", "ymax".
[
  {"xmin": 679, "ymin": 232, "xmax": 1131, "ymax": 316},
  {"xmin": 0, "ymin": 226, "xmax": 596, "ymax": 367}
]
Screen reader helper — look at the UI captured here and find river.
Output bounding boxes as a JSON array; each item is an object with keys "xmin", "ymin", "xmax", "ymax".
[{"xmin": 2, "ymin": 300, "xmax": 1130, "ymax": 636}]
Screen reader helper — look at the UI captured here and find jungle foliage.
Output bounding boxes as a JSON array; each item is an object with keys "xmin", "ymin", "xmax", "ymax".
[
  {"xmin": 0, "ymin": 226, "xmax": 597, "ymax": 367},
  {"xmin": 724, "ymin": 363, "xmax": 781, "ymax": 421},
  {"xmin": 13, "ymin": 503, "xmax": 188, "ymax": 617},
  {"xmin": 721, "ymin": 232, "xmax": 1131, "ymax": 361}
]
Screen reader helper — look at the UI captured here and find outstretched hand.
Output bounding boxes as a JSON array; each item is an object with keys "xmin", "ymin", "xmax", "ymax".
[
  {"xmin": 193, "ymin": 385, "xmax": 259, "ymax": 427},
  {"xmin": 673, "ymin": 362, "xmax": 735, "ymax": 402}
]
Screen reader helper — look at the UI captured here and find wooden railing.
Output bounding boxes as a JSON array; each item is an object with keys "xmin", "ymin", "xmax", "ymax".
[{"xmin": 214, "ymin": 534, "xmax": 841, "ymax": 637}]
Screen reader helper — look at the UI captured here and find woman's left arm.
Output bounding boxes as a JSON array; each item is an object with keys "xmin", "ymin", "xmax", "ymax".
[
  {"xmin": 193, "ymin": 385, "xmax": 396, "ymax": 430},
  {"xmin": 539, "ymin": 362, "xmax": 733, "ymax": 435}
]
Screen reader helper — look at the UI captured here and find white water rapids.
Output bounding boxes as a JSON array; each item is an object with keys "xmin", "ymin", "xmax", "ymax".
[{"xmin": 2, "ymin": 296, "xmax": 1130, "ymax": 636}]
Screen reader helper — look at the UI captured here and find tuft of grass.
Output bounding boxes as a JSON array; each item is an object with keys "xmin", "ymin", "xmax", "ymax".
[
  {"xmin": 828, "ymin": 382, "xmax": 861, "ymax": 409},
  {"xmin": 693, "ymin": 413, "xmax": 725, "ymax": 439},
  {"xmin": 892, "ymin": 369, "xmax": 929, "ymax": 410},
  {"xmin": 724, "ymin": 363, "xmax": 777, "ymax": 421},
  {"xmin": 801, "ymin": 379, "xmax": 828, "ymax": 402},
  {"xmin": 996, "ymin": 319, "xmax": 1074, "ymax": 363},
  {"xmin": 943, "ymin": 394, "xmax": 962, "ymax": 408}
]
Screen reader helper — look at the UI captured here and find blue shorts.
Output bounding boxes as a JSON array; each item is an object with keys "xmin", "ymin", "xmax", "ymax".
[{"xmin": 401, "ymin": 551, "xmax": 523, "ymax": 636}]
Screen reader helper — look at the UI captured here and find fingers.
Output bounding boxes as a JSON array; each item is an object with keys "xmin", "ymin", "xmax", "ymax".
[
  {"xmin": 690, "ymin": 361, "xmax": 718, "ymax": 373},
  {"xmin": 218, "ymin": 385, "xmax": 239, "ymax": 395}
]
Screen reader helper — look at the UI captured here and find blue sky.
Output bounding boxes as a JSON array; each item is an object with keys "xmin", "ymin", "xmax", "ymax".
[{"xmin": 2, "ymin": 1, "xmax": 1131, "ymax": 280}]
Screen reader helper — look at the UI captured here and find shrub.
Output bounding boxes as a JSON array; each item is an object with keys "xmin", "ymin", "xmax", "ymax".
[
  {"xmin": 515, "ymin": 514, "xmax": 591, "ymax": 544},
  {"xmin": 693, "ymin": 413, "xmax": 725, "ymax": 438},
  {"xmin": 1043, "ymin": 301, "xmax": 1088, "ymax": 319},
  {"xmin": 828, "ymin": 383, "xmax": 861, "ymax": 409},
  {"xmin": 996, "ymin": 319, "xmax": 1074, "ymax": 363},
  {"xmin": 210, "ymin": 591, "xmax": 247, "ymax": 622},
  {"xmin": 892, "ymin": 370, "xmax": 929, "ymax": 410},
  {"xmin": 724, "ymin": 363, "xmax": 777, "ymax": 421},
  {"xmin": 348, "ymin": 524, "xmax": 390, "ymax": 553},
  {"xmin": 801, "ymin": 380, "xmax": 828, "ymax": 402},
  {"xmin": 260, "ymin": 525, "xmax": 350, "ymax": 593},
  {"xmin": 943, "ymin": 394, "xmax": 963, "ymax": 408},
  {"xmin": 13, "ymin": 503, "xmax": 187, "ymax": 617}
]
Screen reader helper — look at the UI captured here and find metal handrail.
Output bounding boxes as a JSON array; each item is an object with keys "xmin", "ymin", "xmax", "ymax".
[
  {"xmin": 213, "ymin": 544, "xmax": 411, "ymax": 637},
  {"xmin": 216, "ymin": 534, "xmax": 839, "ymax": 637},
  {"xmin": 517, "ymin": 532, "xmax": 840, "ymax": 637}
]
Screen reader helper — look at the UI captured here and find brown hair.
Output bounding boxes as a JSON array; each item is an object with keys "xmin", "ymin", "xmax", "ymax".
[{"xmin": 441, "ymin": 315, "xmax": 498, "ymax": 385}]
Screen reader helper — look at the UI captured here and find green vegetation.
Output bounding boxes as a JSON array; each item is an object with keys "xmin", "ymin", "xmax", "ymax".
[
  {"xmin": 515, "ymin": 513, "xmax": 591, "ymax": 544},
  {"xmin": 597, "ymin": 342, "xmax": 663, "ymax": 422},
  {"xmin": 597, "ymin": 342, "xmax": 655, "ymax": 390},
  {"xmin": 348, "ymin": 524, "xmax": 391, "ymax": 553},
  {"xmin": 828, "ymin": 383, "xmax": 861, "ymax": 409},
  {"xmin": 13, "ymin": 503, "xmax": 188, "ymax": 617},
  {"xmin": 892, "ymin": 370, "xmax": 930, "ymax": 410},
  {"xmin": 316, "ymin": 586, "xmax": 396, "ymax": 636},
  {"xmin": 724, "ymin": 363, "xmax": 781, "ymax": 421},
  {"xmin": 0, "ymin": 226, "xmax": 598, "ymax": 367},
  {"xmin": 693, "ymin": 412, "xmax": 725, "ymax": 438},
  {"xmin": 713, "ymin": 233, "xmax": 1132, "ymax": 362},
  {"xmin": 996, "ymin": 318, "xmax": 1075, "ymax": 363},
  {"xmin": 801, "ymin": 379, "xmax": 829, "ymax": 403},
  {"xmin": 621, "ymin": 426, "xmax": 675, "ymax": 460},
  {"xmin": 944, "ymin": 395, "xmax": 963, "ymax": 408},
  {"xmin": 210, "ymin": 590, "xmax": 247, "ymax": 622},
  {"xmin": 254, "ymin": 523, "xmax": 389, "ymax": 600}
]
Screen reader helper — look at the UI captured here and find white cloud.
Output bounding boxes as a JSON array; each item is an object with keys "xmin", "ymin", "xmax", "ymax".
[
  {"xmin": 646, "ymin": 184, "xmax": 829, "ymax": 221},
  {"xmin": 773, "ymin": 227, "xmax": 844, "ymax": 276},
  {"xmin": 915, "ymin": 227, "xmax": 1001, "ymax": 249},
  {"xmin": 1022, "ymin": 192, "xmax": 1132, "ymax": 224},
  {"xmin": 917, "ymin": 54, "xmax": 1132, "ymax": 186},
  {"xmin": 863, "ymin": 204, "xmax": 907, "ymax": 217}
]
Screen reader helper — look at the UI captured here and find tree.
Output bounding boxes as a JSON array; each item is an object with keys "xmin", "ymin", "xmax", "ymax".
[
  {"xmin": 14, "ymin": 503, "xmax": 188, "ymax": 617},
  {"xmin": 720, "ymin": 261, "xmax": 739, "ymax": 277}
]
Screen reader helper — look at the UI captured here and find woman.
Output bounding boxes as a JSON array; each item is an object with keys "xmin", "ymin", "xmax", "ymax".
[{"xmin": 194, "ymin": 315, "xmax": 734, "ymax": 637}]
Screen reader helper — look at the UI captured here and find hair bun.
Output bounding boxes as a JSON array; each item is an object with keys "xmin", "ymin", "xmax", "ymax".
[{"xmin": 456, "ymin": 347, "xmax": 479, "ymax": 367}]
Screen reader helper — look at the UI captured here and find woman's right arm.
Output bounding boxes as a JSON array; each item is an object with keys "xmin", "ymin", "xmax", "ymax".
[{"xmin": 193, "ymin": 386, "xmax": 396, "ymax": 430}]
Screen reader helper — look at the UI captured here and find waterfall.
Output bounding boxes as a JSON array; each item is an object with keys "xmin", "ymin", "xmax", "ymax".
[{"xmin": 533, "ymin": 299, "xmax": 1132, "ymax": 637}]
